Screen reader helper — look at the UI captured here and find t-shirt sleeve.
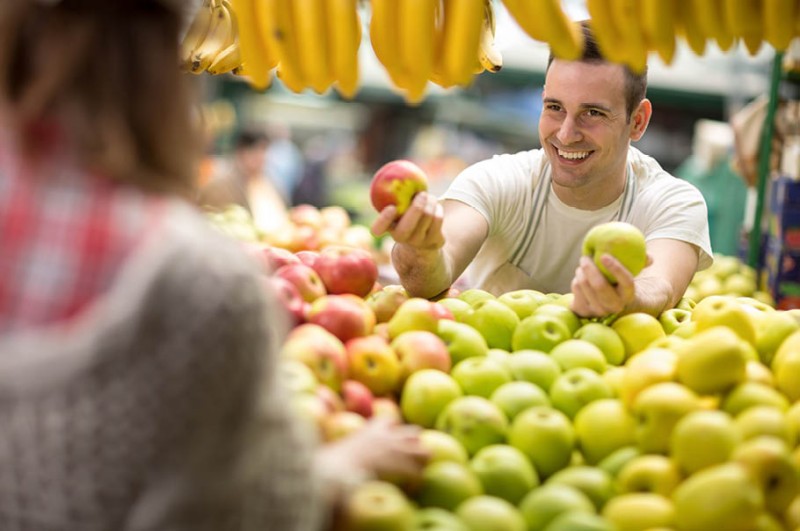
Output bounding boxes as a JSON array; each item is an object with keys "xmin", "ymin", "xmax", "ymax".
[{"xmin": 441, "ymin": 151, "xmax": 540, "ymax": 236}]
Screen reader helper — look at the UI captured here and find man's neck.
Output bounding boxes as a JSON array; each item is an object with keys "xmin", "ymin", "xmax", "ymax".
[{"xmin": 552, "ymin": 168, "xmax": 627, "ymax": 211}]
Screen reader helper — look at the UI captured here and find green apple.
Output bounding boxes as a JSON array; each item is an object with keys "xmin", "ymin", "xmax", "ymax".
[
  {"xmin": 574, "ymin": 399, "xmax": 637, "ymax": 465},
  {"xmin": 670, "ymin": 409, "xmax": 740, "ymax": 475},
  {"xmin": 582, "ymin": 221, "xmax": 647, "ymax": 283},
  {"xmin": 486, "ymin": 348, "xmax": 511, "ymax": 368},
  {"xmin": 596, "ymin": 446, "xmax": 641, "ymax": 477},
  {"xmin": 671, "ymin": 319, "xmax": 697, "ymax": 339},
  {"xmin": 786, "ymin": 494, "xmax": 800, "ymax": 530},
  {"xmin": 279, "ymin": 359, "xmax": 319, "ymax": 395},
  {"xmin": 419, "ymin": 429, "xmax": 469, "ymax": 464},
  {"xmin": 732, "ymin": 436, "xmax": 799, "ymax": 515},
  {"xmin": 745, "ymin": 360, "xmax": 775, "ymax": 387},
  {"xmin": 435, "ymin": 396, "xmax": 508, "ymax": 456},
  {"xmin": 416, "ymin": 461, "xmax": 484, "ymax": 511},
  {"xmin": 462, "ymin": 299, "xmax": 520, "ymax": 351},
  {"xmin": 508, "ymin": 405, "xmax": 575, "ymax": 479},
  {"xmin": 454, "ymin": 495, "xmax": 526, "ymax": 531},
  {"xmin": 647, "ymin": 334, "xmax": 686, "ymax": 351},
  {"xmin": 676, "ymin": 296, "xmax": 697, "ymax": 311},
  {"xmin": 601, "ymin": 493, "xmax": 676, "ymax": 531},
  {"xmin": 512, "ymin": 314, "xmax": 571, "ymax": 352},
  {"xmin": 342, "ymin": 480, "xmax": 415, "ymax": 531},
  {"xmin": 691, "ymin": 295, "xmax": 757, "ymax": 345},
  {"xmin": 616, "ymin": 454, "xmax": 682, "ymax": 496},
  {"xmin": 457, "ymin": 288, "xmax": 495, "ymax": 306},
  {"xmin": 546, "ymin": 466, "xmax": 615, "ymax": 511},
  {"xmin": 787, "ymin": 401, "xmax": 800, "ymax": 447},
  {"xmin": 401, "ymin": 369, "xmax": 463, "ymax": 428},
  {"xmin": 734, "ymin": 405, "xmax": 794, "ymax": 447},
  {"xmin": 674, "ymin": 326, "xmax": 748, "ymax": 395},
  {"xmin": 601, "ymin": 365, "xmax": 625, "ymax": 397},
  {"xmin": 771, "ymin": 339, "xmax": 800, "ymax": 402},
  {"xmin": 548, "ymin": 367, "xmax": 613, "ymax": 420},
  {"xmin": 450, "ymin": 357, "xmax": 512, "ymax": 398},
  {"xmin": 387, "ymin": 297, "xmax": 448, "ymax": 339},
  {"xmin": 544, "ymin": 511, "xmax": 616, "ymax": 531},
  {"xmin": 573, "ymin": 322, "xmax": 626, "ymax": 367},
  {"xmin": 497, "ymin": 289, "xmax": 549, "ymax": 320},
  {"xmin": 505, "ymin": 350, "xmax": 562, "ymax": 392},
  {"xmin": 518, "ymin": 484, "xmax": 596, "ymax": 531},
  {"xmin": 469, "ymin": 445, "xmax": 539, "ymax": 504},
  {"xmin": 618, "ymin": 348, "xmax": 678, "ymax": 408},
  {"xmin": 533, "ymin": 303, "xmax": 582, "ymax": 335},
  {"xmin": 721, "ymin": 381, "xmax": 790, "ymax": 416},
  {"xmin": 436, "ymin": 297, "xmax": 473, "ymax": 323},
  {"xmin": 754, "ymin": 310, "xmax": 799, "ymax": 365},
  {"xmin": 490, "ymin": 381, "xmax": 550, "ymax": 421},
  {"xmin": 658, "ymin": 307, "xmax": 692, "ymax": 335},
  {"xmin": 631, "ymin": 381, "xmax": 703, "ymax": 454},
  {"xmin": 672, "ymin": 463, "xmax": 764, "ymax": 531},
  {"xmin": 611, "ymin": 312, "xmax": 666, "ymax": 360},
  {"xmin": 436, "ymin": 319, "xmax": 489, "ymax": 365},
  {"xmin": 412, "ymin": 508, "xmax": 469, "ymax": 531},
  {"xmin": 549, "ymin": 339, "xmax": 608, "ymax": 374}
]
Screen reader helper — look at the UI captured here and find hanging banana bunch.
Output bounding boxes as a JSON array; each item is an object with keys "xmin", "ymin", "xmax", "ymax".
[
  {"xmin": 180, "ymin": 0, "xmax": 243, "ymax": 75},
  {"xmin": 369, "ymin": 0, "xmax": 502, "ymax": 104},
  {"xmin": 503, "ymin": 0, "xmax": 583, "ymax": 61}
]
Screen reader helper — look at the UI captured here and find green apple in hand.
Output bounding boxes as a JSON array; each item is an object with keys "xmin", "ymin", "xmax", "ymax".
[{"xmin": 582, "ymin": 221, "xmax": 647, "ymax": 284}]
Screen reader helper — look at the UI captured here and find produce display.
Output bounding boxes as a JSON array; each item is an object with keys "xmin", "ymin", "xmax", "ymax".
[
  {"xmin": 207, "ymin": 190, "xmax": 800, "ymax": 530},
  {"xmin": 180, "ymin": 0, "xmax": 799, "ymax": 103}
]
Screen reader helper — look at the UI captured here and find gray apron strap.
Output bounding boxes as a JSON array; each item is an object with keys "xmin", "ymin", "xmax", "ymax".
[{"xmin": 510, "ymin": 161, "xmax": 637, "ymax": 270}]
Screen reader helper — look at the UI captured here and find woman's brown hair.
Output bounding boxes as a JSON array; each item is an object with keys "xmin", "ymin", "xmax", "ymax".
[{"xmin": 0, "ymin": 0, "xmax": 201, "ymax": 196}]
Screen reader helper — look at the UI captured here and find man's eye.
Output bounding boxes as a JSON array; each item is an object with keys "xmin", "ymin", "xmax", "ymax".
[
  {"xmin": 586, "ymin": 109, "xmax": 604, "ymax": 117},
  {"xmin": 546, "ymin": 104, "xmax": 562, "ymax": 112}
]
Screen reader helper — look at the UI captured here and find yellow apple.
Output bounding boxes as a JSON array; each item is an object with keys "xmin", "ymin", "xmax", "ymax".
[
  {"xmin": 574, "ymin": 322, "xmax": 626, "ymax": 366},
  {"xmin": 691, "ymin": 295, "xmax": 756, "ymax": 345},
  {"xmin": 670, "ymin": 409, "xmax": 740, "ymax": 475},
  {"xmin": 342, "ymin": 480, "xmax": 416, "ymax": 531},
  {"xmin": 631, "ymin": 381, "xmax": 703, "ymax": 454},
  {"xmin": 732, "ymin": 436, "xmax": 800, "ymax": 515},
  {"xmin": 602, "ymin": 493, "xmax": 676, "ymax": 531},
  {"xmin": 674, "ymin": 326, "xmax": 749, "ymax": 395},
  {"xmin": 454, "ymin": 495, "xmax": 527, "ymax": 531},
  {"xmin": 582, "ymin": 221, "xmax": 647, "ymax": 283},
  {"xmin": 734, "ymin": 405, "xmax": 794, "ymax": 446},
  {"xmin": 518, "ymin": 484, "xmax": 595, "ymax": 531},
  {"xmin": 611, "ymin": 312, "xmax": 666, "ymax": 361},
  {"xmin": 549, "ymin": 340, "xmax": 608, "ymax": 373},
  {"xmin": 616, "ymin": 454, "xmax": 682, "ymax": 496},
  {"xmin": 618, "ymin": 348, "xmax": 677, "ymax": 408}
]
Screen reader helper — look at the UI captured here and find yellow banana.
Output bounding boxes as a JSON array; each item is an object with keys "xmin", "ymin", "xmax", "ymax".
[
  {"xmin": 437, "ymin": 0, "xmax": 484, "ymax": 87},
  {"xmin": 536, "ymin": 0, "xmax": 584, "ymax": 61},
  {"xmin": 180, "ymin": 0, "xmax": 216, "ymax": 72},
  {"xmin": 676, "ymin": 0, "xmax": 707, "ymax": 56},
  {"xmin": 400, "ymin": 0, "xmax": 438, "ymax": 103},
  {"xmin": 478, "ymin": 0, "xmax": 502, "ymax": 73},
  {"xmin": 189, "ymin": 0, "xmax": 236, "ymax": 74},
  {"xmin": 725, "ymin": 0, "xmax": 764, "ymax": 55},
  {"xmin": 266, "ymin": 0, "xmax": 307, "ymax": 93},
  {"xmin": 502, "ymin": 0, "xmax": 548, "ymax": 42},
  {"xmin": 640, "ymin": 0, "xmax": 676, "ymax": 65},
  {"xmin": 585, "ymin": 0, "xmax": 628, "ymax": 64},
  {"xmin": 691, "ymin": 0, "xmax": 735, "ymax": 51},
  {"xmin": 294, "ymin": 0, "xmax": 333, "ymax": 93},
  {"xmin": 370, "ymin": 0, "xmax": 411, "ymax": 92},
  {"xmin": 326, "ymin": 0, "xmax": 362, "ymax": 99},
  {"xmin": 763, "ymin": 0, "xmax": 796, "ymax": 51},
  {"xmin": 610, "ymin": 0, "xmax": 647, "ymax": 73},
  {"xmin": 230, "ymin": 0, "xmax": 273, "ymax": 90},
  {"xmin": 206, "ymin": 41, "xmax": 242, "ymax": 74}
]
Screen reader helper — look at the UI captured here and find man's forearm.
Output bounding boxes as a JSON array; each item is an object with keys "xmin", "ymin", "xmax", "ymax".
[
  {"xmin": 625, "ymin": 275, "xmax": 677, "ymax": 317},
  {"xmin": 392, "ymin": 243, "xmax": 454, "ymax": 299}
]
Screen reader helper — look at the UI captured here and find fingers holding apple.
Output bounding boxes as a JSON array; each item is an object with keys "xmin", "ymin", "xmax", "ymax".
[{"xmin": 570, "ymin": 255, "xmax": 635, "ymax": 318}]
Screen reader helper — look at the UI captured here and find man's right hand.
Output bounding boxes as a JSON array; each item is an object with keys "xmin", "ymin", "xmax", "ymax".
[{"xmin": 370, "ymin": 192, "xmax": 445, "ymax": 251}]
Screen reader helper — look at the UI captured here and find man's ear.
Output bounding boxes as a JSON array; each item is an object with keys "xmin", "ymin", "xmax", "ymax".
[{"xmin": 630, "ymin": 98, "xmax": 652, "ymax": 141}]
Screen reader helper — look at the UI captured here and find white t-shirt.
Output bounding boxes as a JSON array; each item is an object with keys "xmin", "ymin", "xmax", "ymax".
[{"xmin": 442, "ymin": 146, "xmax": 714, "ymax": 295}]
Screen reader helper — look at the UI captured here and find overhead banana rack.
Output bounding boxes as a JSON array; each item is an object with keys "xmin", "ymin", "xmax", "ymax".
[{"xmin": 180, "ymin": 0, "xmax": 799, "ymax": 104}]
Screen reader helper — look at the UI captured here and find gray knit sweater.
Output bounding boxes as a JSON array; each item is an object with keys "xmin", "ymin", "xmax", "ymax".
[{"xmin": 0, "ymin": 201, "xmax": 324, "ymax": 531}]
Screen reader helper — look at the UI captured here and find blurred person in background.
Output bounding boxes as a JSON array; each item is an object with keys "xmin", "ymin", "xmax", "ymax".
[
  {"xmin": 0, "ymin": 0, "xmax": 426, "ymax": 530},
  {"xmin": 372, "ymin": 21, "xmax": 713, "ymax": 319},
  {"xmin": 264, "ymin": 122, "xmax": 305, "ymax": 205}
]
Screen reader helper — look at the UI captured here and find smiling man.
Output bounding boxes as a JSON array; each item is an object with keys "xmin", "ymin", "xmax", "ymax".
[{"xmin": 371, "ymin": 21, "xmax": 713, "ymax": 319}]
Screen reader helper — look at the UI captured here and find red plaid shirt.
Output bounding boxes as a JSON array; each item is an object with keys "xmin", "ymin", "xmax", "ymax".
[{"xmin": 0, "ymin": 136, "xmax": 167, "ymax": 332}]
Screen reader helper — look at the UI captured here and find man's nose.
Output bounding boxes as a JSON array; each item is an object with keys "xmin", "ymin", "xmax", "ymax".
[{"xmin": 556, "ymin": 115, "xmax": 582, "ymax": 145}]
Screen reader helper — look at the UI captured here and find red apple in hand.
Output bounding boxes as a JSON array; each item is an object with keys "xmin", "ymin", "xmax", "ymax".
[
  {"xmin": 312, "ymin": 245, "xmax": 379, "ymax": 298},
  {"xmin": 370, "ymin": 159, "xmax": 429, "ymax": 215}
]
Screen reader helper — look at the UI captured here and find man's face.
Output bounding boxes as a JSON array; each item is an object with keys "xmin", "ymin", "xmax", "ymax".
[
  {"xmin": 538, "ymin": 60, "xmax": 646, "ymax": 201},
  {"xmin": 238, "ymin": 142, "xmax": 268, "ymax": 177}
]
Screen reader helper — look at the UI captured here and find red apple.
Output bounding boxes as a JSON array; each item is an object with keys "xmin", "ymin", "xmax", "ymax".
[
  {"xmin": 243, "ymin": 243, "xmax": 300, "ymax": 274},
  {"xmin": 320, "ymin": 205, "xmax": 352, "ymax": 230},
  {"xmin": 322, "ymin": 410, "xmax": 367, "ymax": 442},
  {"xmin": 345, "ymin": 334, "xmax": 402, "ymax": 396},
  {"xmin": 274, "ymin": 263, "xmax": 327, "ymax": 303},
  {"xmin": 265, "ymin": 276, "xmax": 307, "ymax": 326},
  {"xmin": 286, "ymin": 224, "xmax": 320, "ymax": 253},
  {"xmin": 289, "ymin": 203, "xmax": 324, "ymax": 229},
  {"xmin": 391, "ymin": 330, "xmax": 452, "ymax": 380},
  {"xmin": 372, "ymin": 397, "xmax": 403, "ymax": 423},
  {"xmin": 366, "ymin": 284, "xmax": 411, "ymax": 323},
  {"xmin": 280, "ymin": 323, "xmax": 349, "ymax": 392},
  {"xmin": 307, "ymin": 294, "xmax": 376, "ymax": 343},
  {"xmin": 342, "ymin": 379, "xmax": 375, "ymax": 418},
  {"xmin": 295, "ymin": 250, "xmax": 320, "ymax": 268},
  {"xmin": 370, "ymin": 159, "xmax": 429, "ymax": 214},
  {"xmin": 312, "ymin": 245, "xmax": 379, "ymax": 298},
  {"xmin": 316, "ymin": 383, "xmax": 346, "ymax": 414}
]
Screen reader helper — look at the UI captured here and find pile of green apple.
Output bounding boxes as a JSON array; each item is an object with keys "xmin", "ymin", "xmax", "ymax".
[
  {"xmin": 279, "ymin": 277, "xmax": 800, "ymax": 531},
  {"xmin": 685, "ymin": 253, "xmax": 774, "ymax": 305}
]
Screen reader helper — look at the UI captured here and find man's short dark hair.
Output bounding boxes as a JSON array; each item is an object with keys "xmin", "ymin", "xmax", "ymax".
[
  {"xmin": 546, "ymin": 20, "xmax": 648, "ymax": 120},
  {"xmin": 234, "ymin": 128, "xmax": 269, "ymax": 151}
]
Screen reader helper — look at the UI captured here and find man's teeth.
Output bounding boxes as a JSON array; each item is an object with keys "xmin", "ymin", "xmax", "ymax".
[{"xmin": 558, "ymin": 149, "xmax": 590, "ymax": 160}]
